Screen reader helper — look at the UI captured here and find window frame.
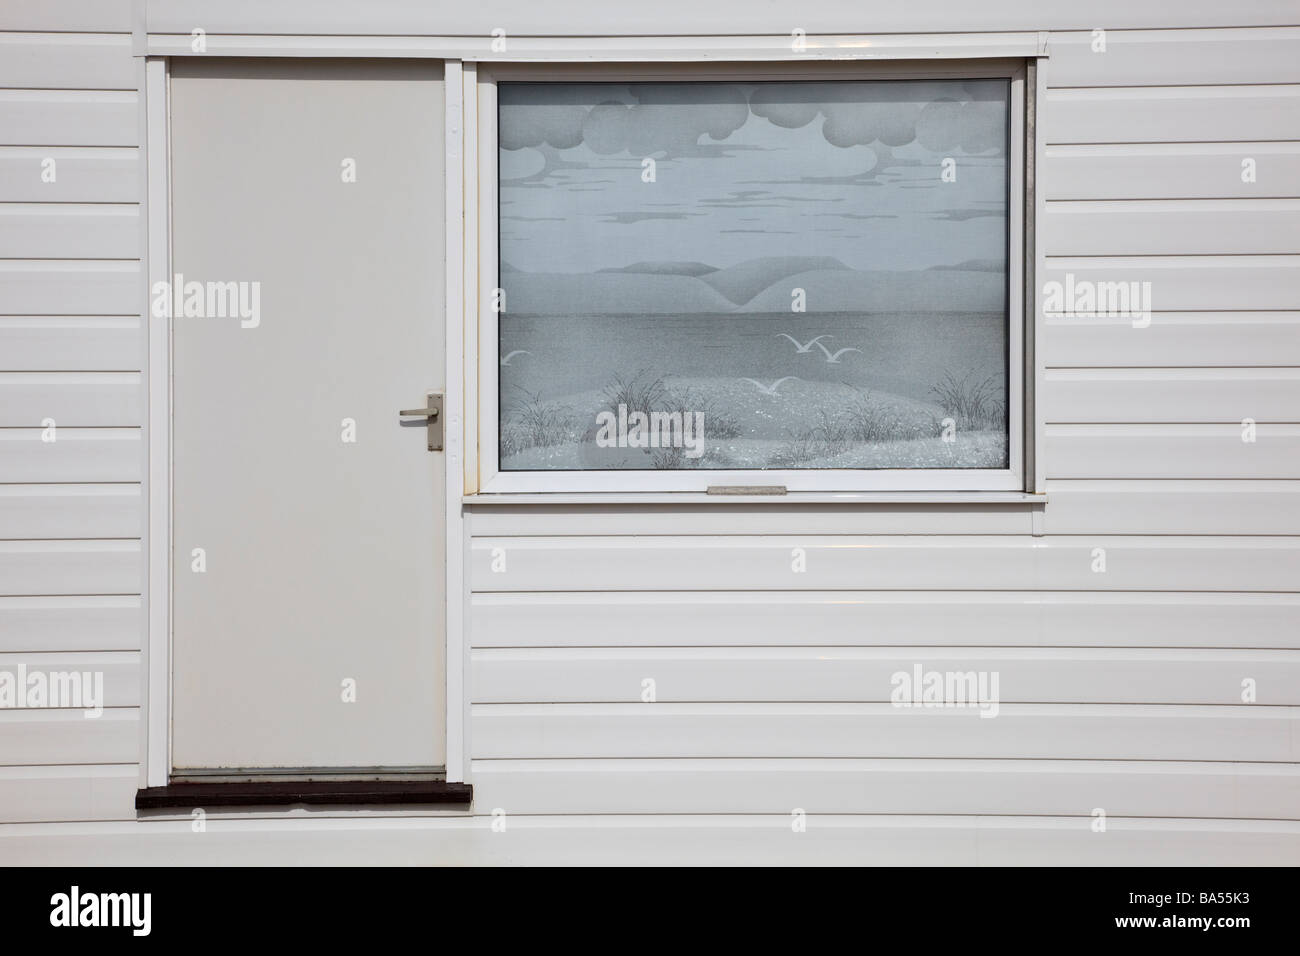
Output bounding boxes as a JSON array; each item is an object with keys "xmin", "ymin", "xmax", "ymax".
[{"xmin": 471, "ymin": 60, "xmax": 1027, "ymax": 494}]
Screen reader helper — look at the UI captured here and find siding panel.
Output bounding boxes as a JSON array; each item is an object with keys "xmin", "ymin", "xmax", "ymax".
[
  {"xmin": 473, "ymin": 703, "xmax": 1299, "ymax": 762},
  {"xmin": 0, "ymin": 541, "xmax": 139, "ymax": 596},
  {"xmin": 473, "ymin": 649, "xmax": 1300, "ymax": 705},
  {"xmin": 1044, "ymin": 144, "xmax": 1300, "ymax": 201},
  {"xmin": 0, "ymin": 485, "xmax": 141, "ymax": 539},
  {"xmin": 0, "ymin": 148, "xmax": 138, "ymax": 202},
  {"xmin": 1047, "ymin": 28, "xmax": 1300, "ymax": 87},
  {"xmin": 471, "ymin": 591, "xmax": 1300, "ymax": 649},
  {"xmin": 0, "ymin": 651, "xmax": 138, "ymax": 707},
  {"xmin": 0, "ymin": 708, "xmax": 137, "ymax": 766},
  {"xmin": 470, "ymin": 535, "xmax": 1300, "ymax": 592},
  {"xmin": 0, "ymin": 764, "xmax": 136, "ymax": 823},
  {"xmin": 0, "ymin": 34, "xmax": 136, "ymax": 90},
  {"xmin": 1043, "ymin": 368, "xmax": 1300, "ymax": 423},
  {"xmin": 138, "ymin": 1, "xmax": 1300, "ymax": 34},
  {"xmin": 1042, "ymin": 256, "xmax": 1300, "ymax": 312},
  {"xmin": 0, "ymin": 372, "xmax": 142, "ymax": 426},
  {"xmin": 0, "ymin": 596, "xmax": 140, "ymax": 653},
  {"xmin": 1045, "ymin": 481, "xmax": 1300, "ymax": 534},
  {"xmin": 0, "ymin": 261, "xmax": 141, "ymax": 315},
  {"xmin": 0, "ymin": 203, "xmax": 139, "ymax": 259},
  {"xmin": 1045, "ymin": 86, "xmax": 1300, "ymax": 144},
  {"xmin": 1042, "ymin": 314, "xmax": 1300, "ymax": 367},
  {"xmin": 0, "ymin": 317, "xmax": 141, "ymax": 371},
  {"xmin": 1043, "ymin": 200, "xmax": 1300, "ymax": 256},
  {"xmin": 0, "ymin": 90, "xmax": 137, "ymax": 146},
  {"xmin": 0, "ymin": 429, "xmax": 141, "ymax": 483},
  {"xmin": 471, "ymin": 759, "xmax": 1300, "ymax": 818},
  {"xmin": 1046, "ymin": 424, "xmax": 1300, "ymax": 479}
]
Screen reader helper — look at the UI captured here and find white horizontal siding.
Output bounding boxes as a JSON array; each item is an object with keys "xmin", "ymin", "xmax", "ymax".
[
  {"xmin": 1, "ymin": 816, "xmax": 1296, "ymax": 866},
  {"xmin": 1046, "ymin": 27, "xmax": 1300, "ymax": 86},
  {"xmin": 1046, "ymin": 424, "xmax": 1300, "ymax": 478},
  {"xmin": 0, "ymin": 34, "xmax": 136, "ymax": 89},
  {"xmin": 0, "ymin": 765, "xmax": 135, "ymax": 824},
  {"xmin": 1043, "ymin": 313, "xmax": 1300, "ymax": 367},
  {"xmin": 0, "ymin": 24, "xmax": 143, "ymax": 845},
  {"xmin": 1043, "ymin": 368, "xmax": 1300, "ymax": 422},
  {"xmin": 0, "ymin": 260, "xmax": 140, "ymax": 314},
  {"xmin": 0, "ymin": 317, "xmax": 141, "ymax": 371},
  {"xmin": 1045, "ymin": 85, "xmax": 1300, "ymax": 143},
  {"xmin": 0, "ymin": 147, "xmax": 138, "ymax": 202},
  {"xmin": 0, "ymin": 484, "xmax": 140, "ymax": 538},
  {"xmin": 0, "ymin": 203, "xmax": 140, "ymax": 258},
  {"xmin": 0, "ymin": 372, "xmax": 142, "ymax": 426},
  {"xmin": 471, "ymin": 591, "xmax": 1300, "ymax": 648},
  {"xmin": 132, "ymin": 2, "xmax": 1300, "ymax": 34},
  {"xmin": 0, "ymin": 708, "xmax": 137, "ymax": 766},
  {"xmin": 1043, "ymin": 200, "xmax": 1300, "ymax": 256},
  {"xmin": 470, "ymin": 535, "xmax": 1300, "ymax": 592},
  {"xmin": 0, "ymin": 15, "xmax": 1296, "ymax": 862},
  {"xmin": 0, "ymin": 429, "xmax": 141, "ymax": 482},
  {"xmin": 0, "ymin": 596, "xmax": 140, "ymax": 653},
  {"xmin": 1042, "ymin": 256, "xmax": 1299, "ymax": 311},
  {"xmin": 1044, "ymin": 144, "xmax": 1300, "ymax": 201},
  {"xmin": 473, "ymin": 648, "xmax": 1300, "ymax": 704},
  {"xmin": 469, "ymin": 759, "xmax": 1300, "ymax": 818},
  {"xmin": 0, "ymin": 651, "xmax": 138, "ymax": 706},
  {"xmin": 1044, "ymin": 481, "xmax": 1300, "ymax": 534},
  {"xmin": 0, "ymin": 90, "xmax": 137, "ymax": 146},
  {"xmin": 0, "ymin": 540, "xmax": 139, "ymax": 595},
  {"xmin": 472, "ymin": 703, "xmax": 1299, "ymax": 762}
]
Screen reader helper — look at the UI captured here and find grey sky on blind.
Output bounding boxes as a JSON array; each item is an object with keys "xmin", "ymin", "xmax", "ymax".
[{"xmin": 498, "ymin": 79, "xmax": 1008, "ymax": 275}]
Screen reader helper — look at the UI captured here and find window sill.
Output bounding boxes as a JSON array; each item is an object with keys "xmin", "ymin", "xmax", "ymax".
[
  {"xmin": 136, "ymin": 781, "xmax": 472, "ymax": 811},
  {"xmin": 463, "ymin": 491, "xmax": 1046, "ymax": 506}
]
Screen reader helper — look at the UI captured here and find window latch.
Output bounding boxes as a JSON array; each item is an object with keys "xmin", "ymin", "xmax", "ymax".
[{"xmin": 399, "ymin": 392, "xmax": 444, "ymax": 451}]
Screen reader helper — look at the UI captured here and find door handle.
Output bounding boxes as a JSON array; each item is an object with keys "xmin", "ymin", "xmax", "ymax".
[{"xmin": 398, "ymin": 392, "xmax": 444, "ymax": 451}]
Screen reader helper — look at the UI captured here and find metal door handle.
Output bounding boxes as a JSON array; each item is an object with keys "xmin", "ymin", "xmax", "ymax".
[{"xmin": 399, "ymin": 392, "xmax": 443, "ymax": 451}]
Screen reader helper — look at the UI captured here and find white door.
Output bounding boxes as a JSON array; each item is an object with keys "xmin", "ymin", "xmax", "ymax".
[{"xmin": 168, "ymin": 60, "xmax": 446, "ymax": 774}]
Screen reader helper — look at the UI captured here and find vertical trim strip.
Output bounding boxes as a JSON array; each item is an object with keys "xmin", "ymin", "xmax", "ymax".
[
  {"xmin": 1023, "ymin": 58, "xmax": 1037, "ymax": 493},
  {"xmin": 144, "ymin": 56, "xmax": 171, "ymax": 788},
  {"xmin": 1031, "ymin": 53, "xmax": 1048, "ymax": 494},
  {"xmin": 443, "ymin": 60, "xmax": 467, "ymax": 783},
  {"xmin": 462, "ymin": 63, "xmax": 480, "ymax": 495},
  {"xmin": 475, "ymin": 70, "xmax": 499, "ymax": 492}
]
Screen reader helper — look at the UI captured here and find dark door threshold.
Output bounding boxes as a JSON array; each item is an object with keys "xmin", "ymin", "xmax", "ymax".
[{"xmin": 136, "ymin": 780, "xmax": 472, "ymax": 810}]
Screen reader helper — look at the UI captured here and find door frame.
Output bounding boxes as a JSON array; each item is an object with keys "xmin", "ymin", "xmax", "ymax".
[{"xmin": 140, "ymin": 56, "xmax": 469, "ymax": 787}]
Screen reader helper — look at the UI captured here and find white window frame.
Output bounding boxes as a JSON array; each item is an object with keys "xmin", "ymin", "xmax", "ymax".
[{"xmin": 470, "ymin": 60, "xmax": 1027, "ymax": 494}]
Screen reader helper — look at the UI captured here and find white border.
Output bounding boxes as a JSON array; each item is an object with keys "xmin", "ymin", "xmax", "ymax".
[
  {"xmin": 143, "ymin": 57, "xmax": 170, "ymax": 788},
  {"xmin": 144, "ymin": 33, "xmax": 1044, "ymax": 61},
  {"xmin": 442, "ymin": 61, "xmax": 467, "ymax": 783},
  {"xmin": 473, "ymin": 61, "xmax": 1027, "ymax": 495}
]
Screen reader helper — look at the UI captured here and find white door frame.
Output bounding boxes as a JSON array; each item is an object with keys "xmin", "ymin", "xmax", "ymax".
[{"xmin": 140, "ymin": 56, "xmax": 469, "ymax": 787}]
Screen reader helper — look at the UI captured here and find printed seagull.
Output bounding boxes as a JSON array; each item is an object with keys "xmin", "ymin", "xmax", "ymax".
[
  {"xmin": 501, "ymin": 350, "xmax": 531, "ymax": 366},
  {"xmin": 813, "ymin": 341, "xmax": 862, "ymax": 364},
  {"xmin": 740, "ymin": 376, "xmax": 798, "ymax": 396},
  {"xmin": 775, "ymin": 333, "xmax": 831, "ymax": 353}
]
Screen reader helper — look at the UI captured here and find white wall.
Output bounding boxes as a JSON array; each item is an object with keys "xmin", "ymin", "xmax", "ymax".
[{"xmin": 1, "ymin": 2, "xmax": 1297, "ymax": 864}]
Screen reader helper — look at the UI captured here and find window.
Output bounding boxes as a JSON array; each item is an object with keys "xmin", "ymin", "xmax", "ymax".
[{"xmin": 478, "ymin": 64, "xmax": 1025, "ymax": 493}]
